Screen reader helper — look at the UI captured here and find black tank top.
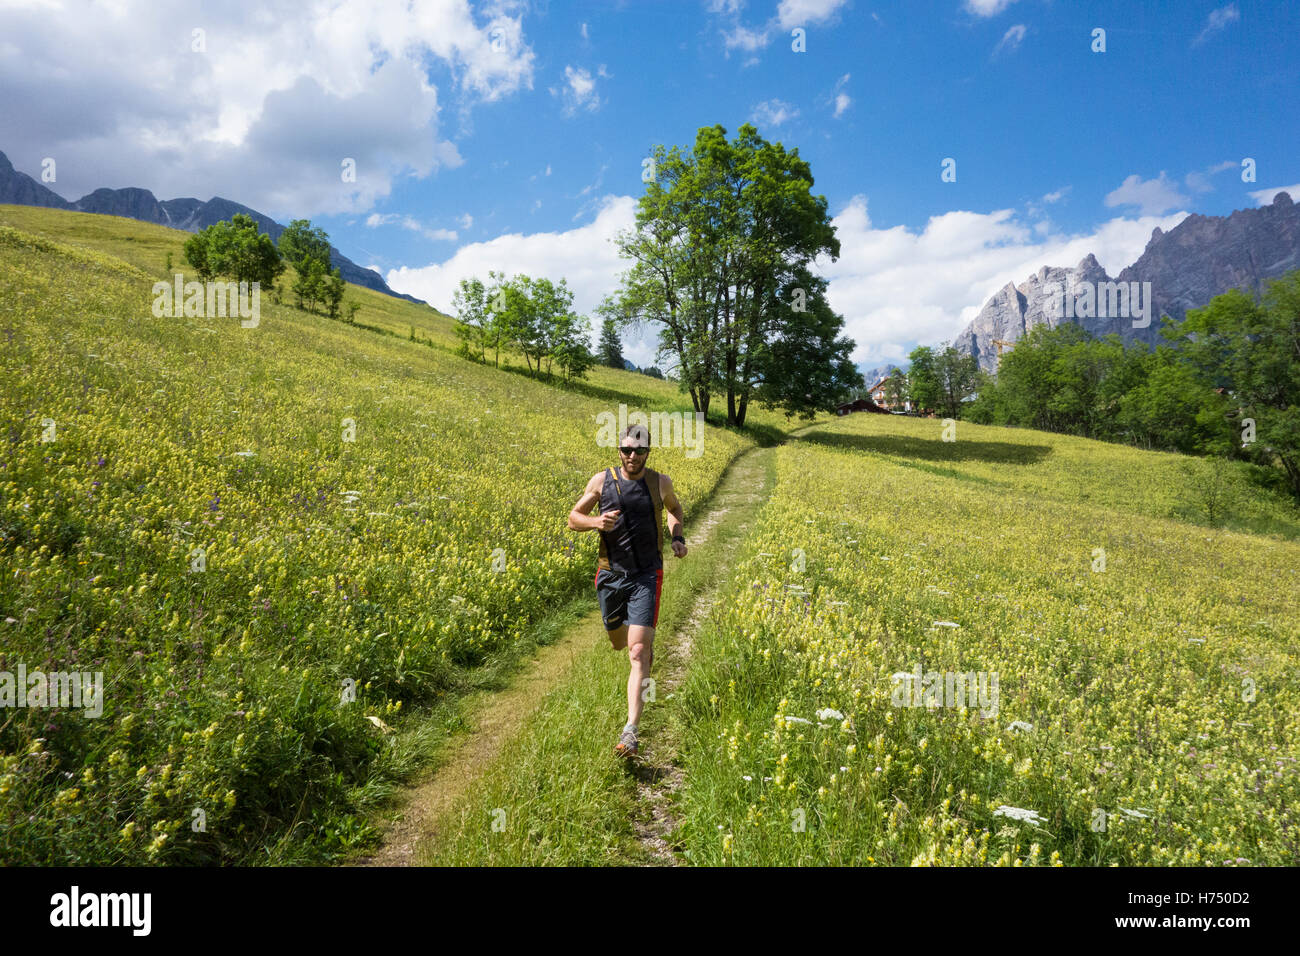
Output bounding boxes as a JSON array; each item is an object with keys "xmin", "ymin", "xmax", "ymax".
[{"xmin": 598, "ymin": 467, "xmax": 663, "ymax": 573}]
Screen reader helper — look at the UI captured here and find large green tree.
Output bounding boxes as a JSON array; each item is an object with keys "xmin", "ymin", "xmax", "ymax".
[
  {"xmin": 601, "ymin": 123, "xmax": 857, "ymax": 426},
  {"xmin": 1165, "ymin": 274, "xmax": 1300, "ymax": 501},
  {"xmin": 905, "ymin": 346, "xmax": 941, "ymax": 415},
  {"xmin": 752, "ymin": 266, "xmax": 862, "ymax": 420},
  {"xmin": 933, "ymin": 345, "xmax": 980, "ymax": 419}
]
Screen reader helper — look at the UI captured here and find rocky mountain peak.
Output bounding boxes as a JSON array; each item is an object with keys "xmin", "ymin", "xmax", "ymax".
[{"xmin": 955, "ymin": 195, "xmax": 1300, "ymax": 374}]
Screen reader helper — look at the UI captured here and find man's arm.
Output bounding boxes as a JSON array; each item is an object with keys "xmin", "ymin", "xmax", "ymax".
[
  {"xmin": 660, "ymin": 474, "xmax": 686, "ymax": 553},
  {"xmin": 568, "ymin": 472, "xmax": 619, "ymax": 532}
]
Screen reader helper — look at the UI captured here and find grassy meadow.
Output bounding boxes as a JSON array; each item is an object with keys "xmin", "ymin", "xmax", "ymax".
[
  {"xmin": 0, "ymin": 207, "xmax": 791, "ymax": 864},
  {"xmin": 2, "ymin": 204, "xmax": 1297, "ymax": 868},
  {"xmin": 418, "ymin": 412, "xmax": 1300, "ymax": 865}
]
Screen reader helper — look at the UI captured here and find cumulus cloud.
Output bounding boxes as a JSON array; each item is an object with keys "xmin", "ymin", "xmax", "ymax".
[
  {"xmin": 1248, "ymin": 184, "xmax": 1300, "ymax": 205},
  {"xmin": 816, "ymin": 195, "xmax": 1189, "ymax": 366},
  {"xmin": 0, "ymin": 0, "xmax": 533, "ymax": 215},
  {"xmin": 715, "ymin": 0, "xmax": 848, "ymax": 57},
  {"xmin": 776, "ymin": 0, "xmax": 850, "ymax": 29},
  {"xmin": 386, "ymin": 190, "xmax": 1188, "ymax": 371},
  {"xmin": 1042, "ymin": 187, "xmax": 1071, "ymax": 203},
  {"xmin": 1104, "ymin": 172, "xmax": 1191, "ymax": 216},
  {"xmin": 385, "ymin": 194, "xmax": 646, "ymax": 355}
]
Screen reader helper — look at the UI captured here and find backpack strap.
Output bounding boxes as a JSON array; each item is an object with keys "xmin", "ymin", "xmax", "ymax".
[{"xmin": 606, "ymin": 466, "xmax": 626, "ymax": 510}]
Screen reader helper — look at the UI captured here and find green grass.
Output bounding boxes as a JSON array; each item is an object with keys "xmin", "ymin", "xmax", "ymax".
[
  {"xmin": 676, "ymin": 412, "xmax": 1300, "ymax": 865},
  {"xmin": 0, "ymin": 208, "xmax": 809, "ymax": 864},
  {"xmin": 413, "ymin": 411, "xmax": 1299, "ymax": 866},
  {"xmin": 418, "ymin": 443, "xmax": 778, "ymax": 865}
]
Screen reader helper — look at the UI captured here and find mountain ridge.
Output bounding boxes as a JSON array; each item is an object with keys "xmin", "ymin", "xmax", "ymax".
[
  {"xmin": 0, "ymin": 149, "xmax": 422, "ymax": 305},
  {"xmin": 954, "ymin": 192, "xmax": 1299, "ymax": 373}
]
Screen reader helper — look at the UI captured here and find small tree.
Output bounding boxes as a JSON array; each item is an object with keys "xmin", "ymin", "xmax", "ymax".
[
  {"xmin": 599, "ymin": 317, "xmax": 625, "ymax": 368},
  {"xmin": 183, "ymin": 232, "xmax": 212, "ymax": 280},
  {"xmin": 278, "ymin": 220, "xmax": 332, "ymax": 273},
  {"xmin": 552, "ymin": 312, "xmax": 597, "ymax": 383},
  {"xmin": 884, "ymin": 372, "xmax": 908, "ymax": 409},
  {"xmin": 452, "ymin": 276, "xmax": 491, "ymax": 362},
  {"xmin": 323, "ymin": 266, "xmax": 345, "ymax": 319},
  {"xmin": 183, "ymin": 213, "xmax": 284, "ymax": 287}
]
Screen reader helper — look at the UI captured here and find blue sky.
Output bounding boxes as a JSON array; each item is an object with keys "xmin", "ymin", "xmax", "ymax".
[{"xmin": 3, "ymin": 0, "xmax": 1297, "ymax": 371}]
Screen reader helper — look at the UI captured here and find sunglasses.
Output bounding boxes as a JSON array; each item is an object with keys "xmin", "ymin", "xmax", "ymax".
[{"xmin": 619, "ymin": 446, "xmax": 649, "ymax": 456}]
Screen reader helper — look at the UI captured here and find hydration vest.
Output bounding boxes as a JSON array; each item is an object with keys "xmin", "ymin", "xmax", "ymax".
[{"xmin": 596, "ymin": 466, "xmax": 664, "ymax": 574}]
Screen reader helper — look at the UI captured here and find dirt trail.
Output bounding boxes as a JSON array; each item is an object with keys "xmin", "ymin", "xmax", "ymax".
[
  {"xmin": 349, "ymin": 431, "xmax": 797, "ymax": 868},
  {"xmin": 627, "ymin": 446, "xmax": 773, "ymax": 864},
  {"xmin": 348, "ymin": 619, "xmax": 594, "ymax": 866}
]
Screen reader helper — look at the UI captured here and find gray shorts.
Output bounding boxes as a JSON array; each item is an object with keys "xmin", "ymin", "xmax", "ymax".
[{"xmin": 594, "ymin": 566, "xmax": 663, "ymax": 630}]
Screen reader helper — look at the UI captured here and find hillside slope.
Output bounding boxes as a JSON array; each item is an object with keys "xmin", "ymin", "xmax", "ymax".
[{"xmin": 0, "ymin": 208, "xmax": 794, "ymax": 864}]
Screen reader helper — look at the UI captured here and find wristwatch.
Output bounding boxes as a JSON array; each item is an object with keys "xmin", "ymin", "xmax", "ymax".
[{"xmin": 672, "ymin": 534, "xmax": 685, "ymax": 544}]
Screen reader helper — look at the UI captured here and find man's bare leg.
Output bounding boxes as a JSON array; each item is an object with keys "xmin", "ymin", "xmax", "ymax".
[
  {"xmin": 607, "ymin": 622, "xmax": 628, "ymax": 650},
  {"xmin": 626, "ymin": 624, "xmax": 655, "ymax": 727}
]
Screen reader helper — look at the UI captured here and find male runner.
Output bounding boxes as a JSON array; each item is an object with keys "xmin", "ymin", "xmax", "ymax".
[{"xmin": 567, "ymin": 423, "xmax": 687, "ymax": 757}]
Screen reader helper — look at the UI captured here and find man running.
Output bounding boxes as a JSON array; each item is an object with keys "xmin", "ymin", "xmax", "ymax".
[{"xmin": 568, "ymin": 423, "xmax": 687, "ymax": 758}]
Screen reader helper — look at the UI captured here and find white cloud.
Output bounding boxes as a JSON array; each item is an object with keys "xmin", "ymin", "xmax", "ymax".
[
  {"xmin": 993, "ymin": 23, "xmax": 1026, "ymax": 55},
  {"xmin": 964, "ymin": 0, "xmax": 1018, "ymax": 16},
  {"xmin": 385, "ymin": 194, "xmax": 643, "ymax": 355},
  {"xmin": 1248, "ymin": 184, "xmax": 1300, "ymax": 205},
  {"xmin": 1185, "ymin": 160, "xmax": 1238, "ymax": 193},
  {"xmin": 1042, "ymin": 186, "xmax": 1071, "ymax": 203},
  {"xmin": 817, "ymin": 194, "xmax": 1188, "ymax": 366},
  {"xmin": 551, "ymin": 64, "xmax": 604, "ymax": 116},
  {"xmin": 776, "ymin": 0, "xmax": 850, "ymax": 30},
  {"xmin": 831, "ymin": 73, "xmax": 851, "ymax": 118},
  {"xmin": 458, "ymin": 213, "xmax": 474, "ymax": 230},
  {"xmin": 387, "ymin": 190, "xmax": 1189, "ymax": 371},
  {"xmin": 0, "ymin": 0, "xmax": 532, "ymax": 215},
  {"xmin": 751, "ymin": 99, "xmax": 800, "ymax": 127},
  {"xmin": 716, "ymin": 0, "xmax": 846, "ymax": 56},
  {"xmin": 580, "ymin": 22, "xmax": 588, "ymax": 40},
  {"xmin": 1193, "ymin": 4, "xmax": 1239, "ymax": 46},
  {"xmin": 366, "ymin": 212, "xmax": 457, "ymax": 241},
  {"xmin": 1104, "ymin": 172, "xmax": 1190, "ymax": 216},
  {"xmin": 722, "ymin": 22, "xmax": 771, "ymax": 52}
]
